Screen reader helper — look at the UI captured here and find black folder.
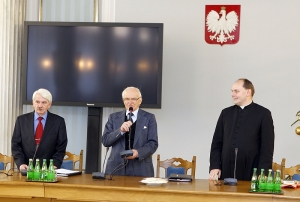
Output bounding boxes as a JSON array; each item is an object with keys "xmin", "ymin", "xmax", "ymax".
[{"xmin": 168, "ymin": 174, "xmax": 193, "ymax": 182}]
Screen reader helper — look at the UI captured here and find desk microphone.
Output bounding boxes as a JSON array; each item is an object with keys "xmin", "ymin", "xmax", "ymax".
[
  {"xmin": 110, "ymin": 107, "xmax": 134, "ymax": 180},
  {"xmin": 92, "ymin": 147, "xmax": 109, "ymax": 180},
  {"xmin": 21, "ymin": 143, "xmax": 39, "ymax": 176},
  {"xmin": 119, "ymin": 107, "xmax": 133, "ymax": 158},
  {"xmin": 32, "ymin": 143, "xmax": 40, "ymax": 163},
  {"xmin": 128, "ymin": 107, "xmax": 133, "ymax": 150},
  {"xmin": 224, "ymin": 148, "xmax": 238, "ymax": 186}
]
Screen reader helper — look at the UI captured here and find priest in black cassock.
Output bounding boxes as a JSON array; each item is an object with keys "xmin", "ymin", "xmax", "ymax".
[{"xmin": 209, "ymin": 78, "xmax": 274, "ymax": 181}]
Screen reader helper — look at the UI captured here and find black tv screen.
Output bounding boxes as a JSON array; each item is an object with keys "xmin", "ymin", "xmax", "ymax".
[{"xmin": 22, "ymin": 21, "xmax": 163, "ymax": 108}]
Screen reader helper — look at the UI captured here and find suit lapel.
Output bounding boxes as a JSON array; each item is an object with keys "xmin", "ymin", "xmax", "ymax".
[
  {"xmin": 27, "ymin": 112, "xmax": 35, "ymax": 144},
  {"xmin": 134, "ymin": 110, "xmax": 146, "ymax": 147},
  {"xmin": 116, "ymin": 111, "xmax": 126, "ymax": 149}
]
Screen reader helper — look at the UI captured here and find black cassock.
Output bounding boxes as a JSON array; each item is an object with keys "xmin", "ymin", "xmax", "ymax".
[{"xmin": 209, "ymin": 102, "xmax": 274, "ymax": 180}]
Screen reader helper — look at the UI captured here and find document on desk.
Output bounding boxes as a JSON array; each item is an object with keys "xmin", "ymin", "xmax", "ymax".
[{"xmin": 55, "ymin": 168, "xmax": 82, "ymax": 176}]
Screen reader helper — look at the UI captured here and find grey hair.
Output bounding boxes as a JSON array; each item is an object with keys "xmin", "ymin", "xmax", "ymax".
[
  {"xmin": 122, "ymin": 87, "xmax": 142, "ymax": 98},
  {"xmin": 32, "ymin": 88, "xmax": 52, "ymax": 103}
]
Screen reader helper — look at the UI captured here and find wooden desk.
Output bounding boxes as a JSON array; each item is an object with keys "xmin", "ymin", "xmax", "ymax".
[
  {"xmin": 1, "ymin": 173, "xmax": 300, "ymax": 202},
  {"xmin": 0, "ymin": 172, "xmax": 49, "ymax": 202},
  {"xmin": 44, "ymin": 175, "xmax": 300, "ymax": 202}
]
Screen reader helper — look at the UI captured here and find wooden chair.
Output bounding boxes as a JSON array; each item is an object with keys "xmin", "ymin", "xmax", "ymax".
[
  {"xmin": 156, "ymin": 154, "xmax": 196, "ymax": 179},
  {"xmin": 283, "ymin": 164, "xmax": 300, "ymax": 180},
  {"xmin": 272, "ymin": 158, "xmax": 285, "ymax": 179},
  {"xmin": 61, "ymin": 150, "xmax": 83, "ymax": 171},
  {"xmin": 0, "ymin": 153, "xmax": 14, "ymax": 171}
]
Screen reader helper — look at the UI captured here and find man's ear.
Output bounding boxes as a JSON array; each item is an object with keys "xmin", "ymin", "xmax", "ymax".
[{"xmin": 247, "ymin": 89, "xmax": 252, "ymax": 97}]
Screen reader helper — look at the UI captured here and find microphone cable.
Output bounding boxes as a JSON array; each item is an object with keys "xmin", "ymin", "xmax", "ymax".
[
  {"xmin": 128, "ymin": 107, "xmax": 133, "ymax": 150},
  {"xmin": 108, "ymin": 158, "xmax": 128, "ymax": 180}
]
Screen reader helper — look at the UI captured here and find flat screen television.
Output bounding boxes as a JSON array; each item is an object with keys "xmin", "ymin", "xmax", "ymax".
[{"xmin": 22, "ymin": 21, "xmax": 163, "ymax": 108}]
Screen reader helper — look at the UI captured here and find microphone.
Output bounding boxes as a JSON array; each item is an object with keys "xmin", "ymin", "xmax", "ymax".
[
  {"xmin": 224, "ymin": 148, "xmax": 238, "ymax": 186},
  {"xmin": 20, "ymin": 144, "xmax": 39, "ymax": 176},
  {"xmin": 128, "ymin": 107, "xmax": 133, "ymax": 150},
  {"xmin": 92, "ymin": 147, "xmax": 109, "ymax": 179},
  {"xmin": 119, "ymin": 107, "xmax": 133, "ymax": 158},
  {"xmin": 32, "ymin": 144, "xmax": 40, "ymax": 163}
]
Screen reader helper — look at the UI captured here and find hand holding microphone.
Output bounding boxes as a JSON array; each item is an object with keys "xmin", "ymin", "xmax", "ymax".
[
  {"xmin": 120, "ymin": 107, "xmax": 134, "ymax": 132},
  {"xmin": 120, "ymin": 121, "xmax": 132, "ymax": 132}
]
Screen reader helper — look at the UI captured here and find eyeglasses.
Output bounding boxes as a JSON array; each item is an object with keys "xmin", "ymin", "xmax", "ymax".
[{"xmin": 123, "ymin": 97, "xmax": 141, "ymax": 102}]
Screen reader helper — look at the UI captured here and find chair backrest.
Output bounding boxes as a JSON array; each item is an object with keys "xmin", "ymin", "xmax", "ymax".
[
  {"xmin": 284, "ymin": 164, "xmax": 300, "ymax": 180},
  {"xmin": 156, "ymin": 154, "xmax": 196, "ymax": 179},
  {"xmin": 292, "ymin": 174, "xmax": 300, "ymax": 181},
  {"xmin": 0, "ymin": 153, "xmax": 14, "ymax": 171},
  {"xmin": 272, "ymin": 158, "xmax": 285, "ymax": 179},
  {"xmin": 61, "ymin": 150, "xmax": 83, "ymax": 172}
]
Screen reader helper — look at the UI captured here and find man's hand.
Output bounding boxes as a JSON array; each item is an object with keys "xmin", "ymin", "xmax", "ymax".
[
  {"xmin": 209, "ymin": 169, "xmax": 221, "ymax": 180},
  {"xmin": 20, "ymin": 164, "xmax": 28, "ymax": 170},
  {"xmin": 126, "ymin": 149, "xmax": 138, "ymax": 160},
  {"xmin": 120, "ymin": 121, "xmax": 132, "ymax": 133}
]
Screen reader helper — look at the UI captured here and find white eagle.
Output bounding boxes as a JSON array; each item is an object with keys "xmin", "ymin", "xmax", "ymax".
[{"xmin": 206, "ymin": 7, "xmax": 239, "ymax": 43}]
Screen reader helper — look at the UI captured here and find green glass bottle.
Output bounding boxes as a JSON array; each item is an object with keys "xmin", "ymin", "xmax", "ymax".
[
  {"xmin": 33, "ymin": 158, "xmax": 41, "ymax": 181},
  {"xmin": 274, "ymin": 170, "xmax": 282, "ymax": 193},
  {"xmin": 41, "ymin": 159, "xmax": 48, "ymax": 181},
  {"xmin": 250, "ymin": 168, "xmax": 258, "ymax": 192},
  {"xmin": 27, "ymin": 158, "xmax": 34, "ymax": 181},
  {"xmin": 259, "ymin": 169, "xmax": 266, "ymax": 192},
  {"xmin": 266, "ymin": 169, "xmax": 274, "ymax": 192},
  {"xmin": 47, "ymin": 159, "xmax": 55, "ymax": 182}
]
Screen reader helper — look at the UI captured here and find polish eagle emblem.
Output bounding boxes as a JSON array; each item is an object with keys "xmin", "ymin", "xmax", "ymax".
[{"xmin": 205, "ymin": 5, "xmax": 240, "ymax": 45}]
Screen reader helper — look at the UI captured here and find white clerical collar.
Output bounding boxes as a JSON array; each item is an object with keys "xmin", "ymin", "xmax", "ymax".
[{"xmin": 239, "ymin": 101, "xmax": 252, "ymax": 109}]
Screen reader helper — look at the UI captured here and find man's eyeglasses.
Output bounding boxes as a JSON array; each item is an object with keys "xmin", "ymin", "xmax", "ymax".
[{"xmin": 123, "ymin": 97, "xmax": 141, "ymax": 102}]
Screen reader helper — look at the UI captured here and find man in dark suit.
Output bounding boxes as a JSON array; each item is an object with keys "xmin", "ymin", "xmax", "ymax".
[
  {"xmin": 209, "ymin": 78, "xmax": 274, "ymax": 181},
  {"xmin": 11, "ymin": 88, "xmax": 68, "ymax": 170},
  {"xmin": 102, "ymin": 87, "xmax": 158, "ymax": 177}
]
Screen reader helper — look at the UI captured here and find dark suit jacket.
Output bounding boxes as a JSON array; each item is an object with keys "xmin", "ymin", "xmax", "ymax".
[
  {"xmin": 102, "ymin": 109, "xmax": 158, "ymax": 177},
  {"xmin": 209, "ymin": 102, "xmax": 274, "ymax": 180},
  {"xmin": 11, "ymin": 111, "xmax": 68, "ymax": 169}
]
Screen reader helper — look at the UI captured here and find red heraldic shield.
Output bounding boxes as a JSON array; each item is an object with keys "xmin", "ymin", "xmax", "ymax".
[{"xmin": 205, "ymin": 5, "xmax": 241, "ymax": 46}]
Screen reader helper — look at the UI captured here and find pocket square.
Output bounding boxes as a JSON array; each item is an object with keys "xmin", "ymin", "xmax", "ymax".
[{"xmin": 143, "ymin": 126, "xmax": 147, "ymax": 129}]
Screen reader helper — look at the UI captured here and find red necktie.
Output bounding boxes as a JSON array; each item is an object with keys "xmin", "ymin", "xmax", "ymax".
[{"xmin": 35, "ymin": 117, "xmax": 43, "ymax": 145}]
